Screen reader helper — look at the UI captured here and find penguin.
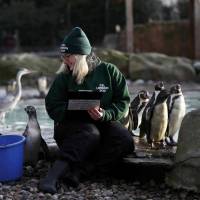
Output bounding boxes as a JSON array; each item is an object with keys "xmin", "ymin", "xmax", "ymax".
[
  {"xmin": 37, "ymin": 76, "xmax": 48, "ymax": 98},
  {"xmin": 139, "ymin": 81, "xmax": 165, "ymax": 138},
  {"xmin": 165, "ymin": 84, "xmax": 186, "ymax": 146},
  {"xmin": 6, "ymin": 79, "xmax": 17, "ymax": 96},
  {"xmin": 130, "ymin": 90, "xmax": 150, "ymax": 131},
  {"xmin": 147, "ymin": 89, "xmax": 170, "ymax": 148},
  {"xmin": 23, "ymin": 105, "xmax": 50, "ymax": 166}
]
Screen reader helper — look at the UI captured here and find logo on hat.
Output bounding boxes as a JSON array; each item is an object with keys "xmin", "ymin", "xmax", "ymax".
[{"xmin": 60, "ymin": 44, "xmax": 69, "ymax": 53}]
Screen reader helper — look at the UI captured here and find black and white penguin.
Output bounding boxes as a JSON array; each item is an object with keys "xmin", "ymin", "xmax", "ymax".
[
  {"xmin": 147, "ymin": 89, "xmax": 170, "ymax": 148},
  {"xmin": 139, "ymin": 81, "xmax": 165, "ymax": 138},
  {"xmin": 165, "ymin": 84, "xmax": 186, "ymax": 146},
  {"xmin": 23, "ymin": 105, "xmax": 50, "ymax": 166},
  {"xmin": 130, "ymin": 90, "xmax": 150, "ymax": 131}
]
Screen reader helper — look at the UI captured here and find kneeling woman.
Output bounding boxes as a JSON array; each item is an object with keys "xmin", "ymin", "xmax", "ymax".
[{"xmin": 39, "ymin": 27, "xmax": 134, "ymax": 194}]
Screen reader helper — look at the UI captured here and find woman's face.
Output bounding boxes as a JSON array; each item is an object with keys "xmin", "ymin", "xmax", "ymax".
[{"xmin": 61, "ymin": 54, "xmax": 76, "ymax": 71}]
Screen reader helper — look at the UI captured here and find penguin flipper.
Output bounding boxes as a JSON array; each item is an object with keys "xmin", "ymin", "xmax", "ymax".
[
  {"xmin": 166, "ymin": 96, "xmax": 171, "ymax": 114},
  {"xmin": 166, "ymin": 97, "xmax": 171, "ymax": 138},
  {"xmin": 139, "ymin": 113, "xmax": 147, "ymax": 138},
  {"xmin": 22, "ymin": 125, "xmax": 29, "ymax": 137},
  {"xmin": 132, "ymin": 110, "xmax": 138, "ymax": 130},
  {"xmin": 40, "ymin": 137, "xmax": 51, "ymax": 161},
  {"xmin": 139, "ymin": 106, "xmax": 151, "ymax": 138},
  {"xmin": 146, "ymin": 104, "xmax": 155, "ymax": 143},
  {"xmin": 165, "ymin": 122, "xmax": 169, "ymax": 137}
]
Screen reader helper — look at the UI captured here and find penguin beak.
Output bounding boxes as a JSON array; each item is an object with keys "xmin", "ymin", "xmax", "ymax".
[{"xmin": 146, "ymin": 92, "xmax": 150, "ymax": 99}]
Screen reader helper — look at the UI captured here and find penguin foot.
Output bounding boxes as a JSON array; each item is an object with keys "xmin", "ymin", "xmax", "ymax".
[
  {"xmin": 167, "ymin": 141, "xmax": 177, "ymax": 146},
  {"xmin": 147, "ymin": 140, "xmax": 155, "ymax": 149},
  {"xmin": 159, "ymin": 140, "xmax": 167, "ymax": 149},
  {"xmin": 149, "ymin": 142, "xmax": 157, "ymax": 149},
  {"xmin": 165, "ymin": 137, "xmax": 177, "ymax": 146},
  {"xmin": 150, "ymin": 141, "xmax": 166, "ymax": 149},
  {"xmin": 165, "ymin": 137, "xmax": 171, "ymax": 146},
  {"xmin": 170, "ymin": 137, "xmax": 178, "ymax": 146}
]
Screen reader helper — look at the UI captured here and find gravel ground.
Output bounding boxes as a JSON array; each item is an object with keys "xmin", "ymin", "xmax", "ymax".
[
  {"xmin": 1, "ymin": 160, "xmax": 200, "ymax": 200},
  {"xmin": 0, "ymin": 82, "xmax": 200, "ymax": 200}
]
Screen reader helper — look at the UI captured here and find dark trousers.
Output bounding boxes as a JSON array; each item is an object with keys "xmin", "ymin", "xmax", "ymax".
[{"xmin": 54, "ymin": 120, "xmax": 134, "ymax": 174}]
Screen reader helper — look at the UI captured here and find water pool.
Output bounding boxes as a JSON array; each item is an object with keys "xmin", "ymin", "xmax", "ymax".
[{"xmin": 0, "ymin": 85, "xmax": 200, "ymax": 141}]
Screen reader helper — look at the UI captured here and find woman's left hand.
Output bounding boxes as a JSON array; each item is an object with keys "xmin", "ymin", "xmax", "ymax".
[{"xmin": 88, "ymin": 107, "xmax": 103, "ymax": 121}]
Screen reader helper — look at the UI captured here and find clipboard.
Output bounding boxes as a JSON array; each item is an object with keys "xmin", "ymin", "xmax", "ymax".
[{"xmin": 67, "ymin": 90, "xmax": 102, "ymax": 110}]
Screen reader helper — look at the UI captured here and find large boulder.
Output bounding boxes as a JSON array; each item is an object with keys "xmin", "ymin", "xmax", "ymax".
[
  {"xmin": 0, "ymin": 50, "xmax": 197, "ymax": 85},
  {"xmin": 95, "ymin": 48, "xmax": 129, "ymax": 76},
  {"xmin": 166, "ymin": 109, "xmax": 200, "ymax": 192},
  {"xmin": 128, "ymin": 53, "xmax": 196, "ymax": 81}
]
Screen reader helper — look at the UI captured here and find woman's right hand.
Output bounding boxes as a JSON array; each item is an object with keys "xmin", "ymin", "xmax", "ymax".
[{"xmin": 88, "ymin": 107, "xmax": 103, "ymax": 121}]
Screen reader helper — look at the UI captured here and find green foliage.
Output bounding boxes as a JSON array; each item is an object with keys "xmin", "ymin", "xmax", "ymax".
[
  {"xmin": 0, "ymin": 0, "xmax": 126, "ymax": 48},
  {"xmin": 177, "ymin": 0, "xmax": 189, "ymax": 19},
  {"xmin": 0, "ymin": 0, "xmax": 69, "ymax": 47},
  {"xmin": 134, "ymin": 0, "xmax": 163, "ymax": 24},
  {"xmin": 0, "ymin": 0, "xmax": 183, "ymax": 50}
]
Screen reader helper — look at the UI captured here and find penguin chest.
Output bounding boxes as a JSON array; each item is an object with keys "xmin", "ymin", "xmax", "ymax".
[
  {"xmin": 24, "ymin": 121, "xmax": 41, "ymax": 150},
  {"xmin": 150, "ymin": 103, "xmax": 168, "ymax": 141},
  {"xmin": 168, "ymin": 97, "xmax": 186, "ymax": 136},
  {"xmin": 138, "ymin": 107, "xmax": 145, "ymax": 127}
]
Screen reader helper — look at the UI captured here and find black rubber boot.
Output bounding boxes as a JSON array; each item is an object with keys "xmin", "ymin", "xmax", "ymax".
[
  {"xmin": 64, "ymin": 172, "xmax": 80, "ymax": 188},
  {"xmin": 39, "ymin": 159, "xmax": 69, "ymax": 194}
]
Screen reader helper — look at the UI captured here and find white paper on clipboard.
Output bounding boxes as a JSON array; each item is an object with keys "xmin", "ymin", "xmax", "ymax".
[
  {"xmin": 67, "ymin": 99, "xmax": 100, "ymax": 110},
  {"xmin": 67, "ymin": 90, "xmax": 102, "ymax": 110}
]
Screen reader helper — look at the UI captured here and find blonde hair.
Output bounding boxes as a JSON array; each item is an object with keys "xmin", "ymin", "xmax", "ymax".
[
  {"xmin": 56, "ymin": 62, "xmax": 65, "ymax": 74},
  {"xmin": 57, "ymin": 52, "xmax": 100, "ymax": 84},
  {"xmin": 72, "ymin": 55, "xmax": 89, "ymax": 84}
]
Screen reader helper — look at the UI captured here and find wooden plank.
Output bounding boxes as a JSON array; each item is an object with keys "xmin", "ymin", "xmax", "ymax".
[{"xmin": 123, "ymin": 157, "xmax": 174, "ymax": 168}]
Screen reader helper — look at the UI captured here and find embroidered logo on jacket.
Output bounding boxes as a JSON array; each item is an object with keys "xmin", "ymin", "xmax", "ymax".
[{"xmin": 96, "ymin": 84, "xmax": 109, "ymax": 92}]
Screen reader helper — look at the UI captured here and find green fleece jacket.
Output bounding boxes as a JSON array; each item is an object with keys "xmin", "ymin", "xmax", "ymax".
[{"xmin": 45, "ymin": 61, "xmax": 130, "ymax": 123}]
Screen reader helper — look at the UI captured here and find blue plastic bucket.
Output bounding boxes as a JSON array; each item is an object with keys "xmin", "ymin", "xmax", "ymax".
[{"xmin": 0, "ymin": 134, "xmax": 25, "ymax": 182}]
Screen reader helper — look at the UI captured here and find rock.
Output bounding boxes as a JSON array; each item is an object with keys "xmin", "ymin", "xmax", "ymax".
[
  {"xmin": 128, "ymin": 53, "xmax": 196, "ymax": 81},
  {"xmin": 95, "ymin": 48, "xmax": 129, "ymax": 76},
  {"xmin": 0, "ymin": 53, "xmax": 59, "ymax": 85},
  {"xmin": 102, "ymin": 33, "xmax": 119, "ymax": 50},
  {"xmin": 193, "ymin": 61, "xmax": 200, "ymax": 74},
  {"xmin": 166, "ymin": 109, "xmax": 200, "ymax": 192},
  {"xmin": 0, "ymin": 50, "xmax": 198, "ymax": 85}
]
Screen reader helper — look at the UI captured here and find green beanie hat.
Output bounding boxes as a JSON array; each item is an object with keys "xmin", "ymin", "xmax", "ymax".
[{"xmin": 60, "ymin": 27, "xmax": 92, "ymax": 55}]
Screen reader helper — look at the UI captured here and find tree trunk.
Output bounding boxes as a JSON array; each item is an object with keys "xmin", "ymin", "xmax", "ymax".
[
  {"xmin": 67, "ymin": 3, "xmax": 71, "ymax": 29},
  {"xmin": 105, "ymin": 0, "xmax": 110, "ymax": 34},
  {"xmin": 125, "ymin": 0, "xmax": 134, "ymax": 52},
  {"xmin": 193, "ymin": 0, "xmax": 200, "ymax": 59}
]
